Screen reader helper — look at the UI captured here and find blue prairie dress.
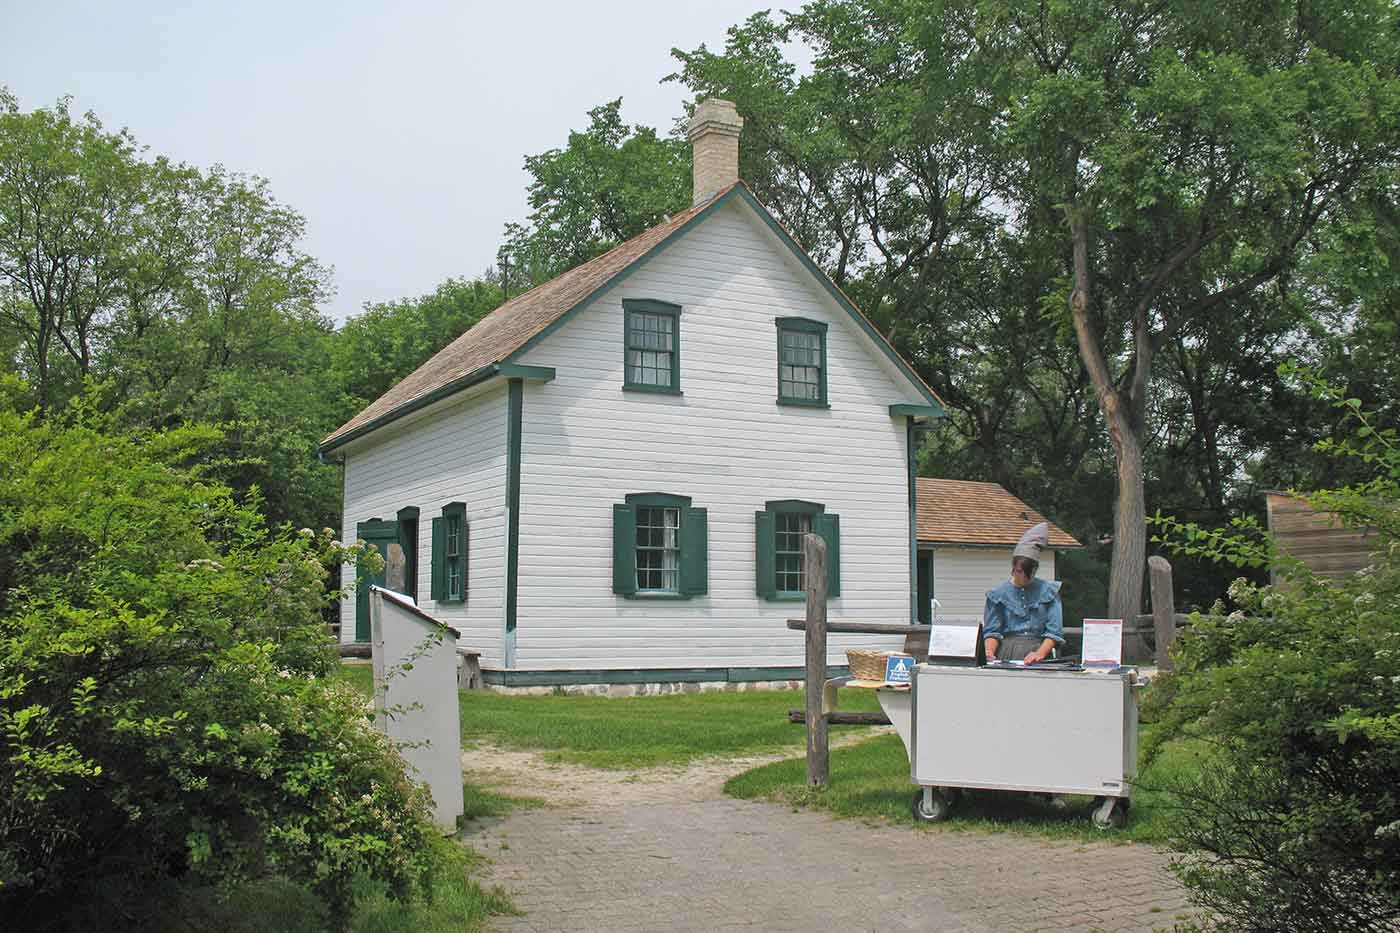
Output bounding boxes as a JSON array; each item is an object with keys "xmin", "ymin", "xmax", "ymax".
[{"xmin": 983, "ymin": 578, "xmax": 1065, "ymax": 660}]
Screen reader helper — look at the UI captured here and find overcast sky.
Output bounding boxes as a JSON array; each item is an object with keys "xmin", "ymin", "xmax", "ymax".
[{"xmin": 3, "ymin": 0, "xmax": 802, "ymax": 322}]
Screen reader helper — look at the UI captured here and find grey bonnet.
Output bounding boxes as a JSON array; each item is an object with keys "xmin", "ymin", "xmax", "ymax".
[{"xmin": 1013, "ymin": 522, "xmax": 1050, "ymax": 561}]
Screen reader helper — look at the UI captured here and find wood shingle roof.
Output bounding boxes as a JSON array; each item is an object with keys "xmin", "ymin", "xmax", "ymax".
[{"xmin": 917, "ymin": 478, "xmax": 1081, "ymax": 548}]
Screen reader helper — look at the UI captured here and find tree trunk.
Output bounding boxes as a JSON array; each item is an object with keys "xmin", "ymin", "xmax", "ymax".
[
  {"xmin": 1066, "ymin": 205, "xmax": 1147, "ymax": 642},
  {"xmin": 1108, "ymin": 425, "xmax": 1148, "ymax": 655}
]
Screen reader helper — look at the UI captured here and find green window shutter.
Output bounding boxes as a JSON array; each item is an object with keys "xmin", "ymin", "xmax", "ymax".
[
  {"xmin": 430, "ymin": 517, "xmax": 445, "ymax": 601},
  {"xmin": 461, "ymin": 521, "xmax": 470, "ymax": 598},
  {"xmin": 612, "ymin": 503, "xmax": 637, "ymax": 596},
  {"xmin": 755, "ymin": 510, "xmax": 776, "ymax": 599},
  {"xmin": 680, "ymin": 506, "xmax": 708, "ymax": 596},
  {"xmin": 816, "ymin": 512, "xmax": 841, "ymax": 597}
]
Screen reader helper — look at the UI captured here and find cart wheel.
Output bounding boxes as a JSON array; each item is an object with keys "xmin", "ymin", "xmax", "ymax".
[
  {"xmin": 1091, "ymin": 796, "xmax": 1128, "ymax": 830},
  {"xmin": 911, "ymin": 787, "xmax": 951, "ymax": 823}
]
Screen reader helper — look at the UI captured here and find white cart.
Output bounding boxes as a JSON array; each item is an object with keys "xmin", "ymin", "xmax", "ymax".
[{"xmin": 869, "ymin": 663, "xmax": 1139, "ymax": 829}]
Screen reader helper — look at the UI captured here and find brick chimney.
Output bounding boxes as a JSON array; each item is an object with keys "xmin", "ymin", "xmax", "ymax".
[{"xmin": 687, "ymin": 99, "xmax": 744, "ymax": 206}]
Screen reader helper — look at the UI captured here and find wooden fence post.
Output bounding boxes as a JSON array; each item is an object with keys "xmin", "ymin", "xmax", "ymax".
[
  {"xmin": 1148, "ymin": 556, "xmax": 1176, "ymax": 671},
  {"xmin": 804, "ymin": 532, "xmax": 828, "ymax": 787}
]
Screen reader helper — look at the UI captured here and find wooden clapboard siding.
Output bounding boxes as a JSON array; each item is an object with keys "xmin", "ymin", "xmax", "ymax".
[
  {"xmin": 1266, "ymin": 492, "xmax": 1381, "ymax": 585},
  {"xmin": 339, "ymin": 383, "xmax": 509, "ymax": 666},
  {"xmin": 511, "ymin": 198, "xmax": 924, "ymax": 669},
  {"xmin": 929, "ymin": 547, "xmax": 1058, "ymax": 620}
]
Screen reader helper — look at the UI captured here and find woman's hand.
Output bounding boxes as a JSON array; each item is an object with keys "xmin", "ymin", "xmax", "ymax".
[{"xmin": 1024, "ymin": 638, "xmax": 1057, "ymax": 665}]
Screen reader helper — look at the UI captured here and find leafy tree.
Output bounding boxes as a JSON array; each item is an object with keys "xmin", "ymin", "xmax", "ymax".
[
  {"xmin": 0, "ymin": 396, "xmax": 437, "ymax": 929},
  {"xmin": 0, "ymin": 92, "xmax": 346, "ymax": 530},
  {"xmin": 1147, "ymin": 377, "xmax": 1400, "ymax": 931},
  {"xmin": 994, "ymin": 0, "xmax": 1400, "ymax": 621},
  {"xmin": 671, "ymin": 9, "xmax": 1109, "ymax": 542},
  {"xmin": 500, "ymin": 99, "xmax": 688, "ymax": 287},
  {"xmin": 0, "ymin": 91, "xmax": 195, "ymax": 410},
  {"xmin": 674, "ymin": 1, "xmax": 1400, "ymax": 624}
]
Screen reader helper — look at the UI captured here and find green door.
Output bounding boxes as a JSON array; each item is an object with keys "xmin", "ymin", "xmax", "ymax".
[
  {"xmin": 354, "ymin": 519, "xmax": 400, "ymax": 642},
  {"xmin": 916, "ymin": 550, "xmax": 934, "ymax": 624}
]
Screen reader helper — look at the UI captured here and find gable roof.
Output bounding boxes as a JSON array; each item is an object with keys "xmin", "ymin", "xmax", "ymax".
[
  {"xmin": 321, "ymin": 182, "xmax": 942, "ymax": 453},
  {"xmin": 917, "ymin": 478, "xmax": 1081, "ymax": 549}
]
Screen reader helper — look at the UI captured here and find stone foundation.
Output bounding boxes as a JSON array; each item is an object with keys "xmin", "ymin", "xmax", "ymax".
[{"xmin": 485, "ymin": 679, "xmax": 803, "ymax": 698}]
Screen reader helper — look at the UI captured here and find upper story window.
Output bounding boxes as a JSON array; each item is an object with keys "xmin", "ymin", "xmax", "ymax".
[
  {"xmin": 431, "ymin": 501, "xmax": 467, "ymax": 603},
  {"xmin": 623, "ymin": 299, "xmax": 682, "ymax": 394},
  {"xmin": 755, "ymin": 499, "xmax": 841, "ymax": 601},
  {"xmin": 776, "ymin": 317, "xmax": 828, "ymax": 407},
  {"xmin": 612, "ymin": 492, "xmax": 708, "ymax": 598}
]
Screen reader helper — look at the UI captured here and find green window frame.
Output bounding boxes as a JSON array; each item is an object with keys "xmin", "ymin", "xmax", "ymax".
[
  {"xmin": 396, "ymin": 506, "xmax": 420, "ymax": 601},
  {"xmin": 623, "ymin": 299, "xmax": 682, "ymax": 394},
  {"xmin": 612, "ymin": 492, "xmax": 708, "ymax": 598},
  {"xmin": 775, "ymin": 317, "xmax": 828, "ymax": 407},
  {"xmin": 755, "ymin": 499, "xmax": 840, "ymax": 601},
  {"xmin": 430, "ymin": 501, "xmax": 467, "ymax": 603}
]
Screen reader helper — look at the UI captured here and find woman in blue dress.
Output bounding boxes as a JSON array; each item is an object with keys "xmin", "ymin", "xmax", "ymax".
[{"xmin": 982, "ymin": 523, "xmax": 1065, "ymax": 664}]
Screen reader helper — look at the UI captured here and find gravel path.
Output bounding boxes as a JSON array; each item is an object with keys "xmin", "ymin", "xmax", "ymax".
[{"xmin": 462, "ymin": 736, "xmax": 1194, "ymax": 932}]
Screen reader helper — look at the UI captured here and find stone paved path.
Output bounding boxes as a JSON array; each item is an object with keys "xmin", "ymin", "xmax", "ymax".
[{"xmin": 463, "ymin": 737, "xmax": 1193, "ymax": 932}]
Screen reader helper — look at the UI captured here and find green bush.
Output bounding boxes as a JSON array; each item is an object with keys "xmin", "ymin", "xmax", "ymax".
[
  {"xmin": 1148, "ymin": 377, "xmax": 1400, "ymax": 931},
  {"xmin": 0, "ymin": 400, "xmax": 437, "ymax": 929}
]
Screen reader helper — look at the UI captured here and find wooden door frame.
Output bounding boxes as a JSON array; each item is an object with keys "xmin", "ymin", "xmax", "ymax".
[
  {"xmin": 916, "ymin": 547, "xmax": 935, "ymax": 624},
  {"xmin": 355, "ymin": 518, "xmax": 399, "ymax": 642}
]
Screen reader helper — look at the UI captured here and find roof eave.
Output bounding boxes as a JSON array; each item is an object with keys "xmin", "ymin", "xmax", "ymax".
[
  {"xmin": 918, "ymin": 538, "xmax": 1085, "ymax": 550},
  {"xmin": 318, "ymin": 363, "xmax": 555, "ymax": 457},
  {"xmin": 890, "ymin": 403, "xmax": 945, "ymax": 421}
]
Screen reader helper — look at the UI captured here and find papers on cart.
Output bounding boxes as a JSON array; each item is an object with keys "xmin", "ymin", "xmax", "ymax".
[
  {"xmin": 1082, "ymin": 619, "xmax": 1124, "ymax": 667},
  {"xmin": 985, "ymin": 658, "xmax": 1085, "ymax": 672},
  {"xmin": 927, "ymin": 620, "xmax": 986, "ymax": 667}
]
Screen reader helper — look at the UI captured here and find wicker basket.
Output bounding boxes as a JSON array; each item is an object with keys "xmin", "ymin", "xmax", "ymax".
[{"xmin": 846, "ymin": 648, "xmax": 893, "ymax": 682}]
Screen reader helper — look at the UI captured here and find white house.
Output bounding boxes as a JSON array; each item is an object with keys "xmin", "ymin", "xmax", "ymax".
[
  {"xmin": 915, "ymin": 478, "xmax": 1081, "ymax": 622},
  {"xmin": 319, "ymin": 100, "xmax": 945, "ymax": 691}
]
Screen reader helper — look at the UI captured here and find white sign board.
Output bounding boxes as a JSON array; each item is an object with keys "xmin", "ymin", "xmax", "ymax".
[
  {"xmin": 370, "ymin": 587, "xmax": 464, "ymax": 832},
  {"xmin": 928, "ymin": 623, "xmax": 980, "ymax": 660},
  {"xmin": 1081, "ymin": 618, "xmax": 1124, "ymax": 667}
]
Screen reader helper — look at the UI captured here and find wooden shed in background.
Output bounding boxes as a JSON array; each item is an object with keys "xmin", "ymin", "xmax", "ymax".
[
  {"xmin": 916, "ymin": 478, "xmax": 1081, "ymax": 623},
  {"xmin": 1265, "ymin": 491, "xmax": 1381, "ymax": 585}
]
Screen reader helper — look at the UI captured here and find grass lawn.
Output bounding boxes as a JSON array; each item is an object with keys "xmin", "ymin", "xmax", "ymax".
[
  {"xmin": 338, "ymin": 661, "xmax": 873, "ymax": 770},
  {"xmin": 339, "ymin": 663, "xmax": 1199, "ymax": 846},
  {"xmin": 724, "ymin": 723, "xmax": 1207, "ymax": 845},
  {"xmin": 346, "ymin": 837, "xmax": 518, "ymax": 933},
  {"xmin": 336, "ymin": 660, "xmax": 374, "ymax": 696},
  {"xmin": 456, "ymin": 686, "xmax": 884, "ymax": 769}
]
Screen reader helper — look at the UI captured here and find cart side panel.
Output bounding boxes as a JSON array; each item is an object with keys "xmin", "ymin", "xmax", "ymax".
[{"xmin": 911, "ymin": 667, "xmax": 1132, "ymax": 797}]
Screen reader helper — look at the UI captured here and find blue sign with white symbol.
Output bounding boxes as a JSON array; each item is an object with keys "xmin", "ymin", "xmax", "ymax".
[{"xmin": 884, "ymin": 653, "xmax": 915, "ymax": 685}]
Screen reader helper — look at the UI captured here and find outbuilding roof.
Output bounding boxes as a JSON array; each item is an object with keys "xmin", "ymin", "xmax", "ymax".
[
  {"xmin": 917, "ymin": 478, "xmax": 1081, "ymax": 549},
  {"xmin": 321, "ymin": 182, "xmax": 942, "ymax": 453}
]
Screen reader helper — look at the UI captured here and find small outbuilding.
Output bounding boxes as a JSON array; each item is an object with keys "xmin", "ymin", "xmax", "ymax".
[
  {"xmin": 1265, "ymin": 490, "xmax": 1382, "ymax": 586},
  {"xmin": 915, "ymin": 478, "xmax": 1081, "ymax": 622}
]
